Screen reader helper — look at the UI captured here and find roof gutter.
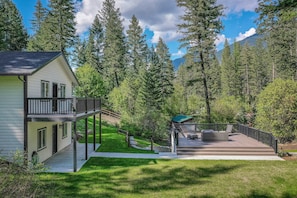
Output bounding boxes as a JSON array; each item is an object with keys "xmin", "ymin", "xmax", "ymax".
[{"xmin": 18, "ymin": 75, "xmax": 28, "ymax": 163}]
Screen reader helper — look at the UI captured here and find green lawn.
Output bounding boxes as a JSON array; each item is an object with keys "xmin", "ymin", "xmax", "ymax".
[
  {"xmin": 39, "ymin": 158, "xmax": 297, "ymax": 198},
  {"xmin": 53, "ymin": 118, "xmax": 297, "ymax": 197},
  {"xmin": 77, "ymin": 118, "xmax": 154, "ymax": 153}
]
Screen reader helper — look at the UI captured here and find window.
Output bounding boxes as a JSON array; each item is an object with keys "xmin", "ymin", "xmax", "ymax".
[
  {"xmin": 41, "ymin": 81, "xmax": 49, "ymax": 98},
  {"xmin": 62, "ymin": 123, "xmax": 68, "ymax": 138},
  {"xmin": 37, "ymin": 128, "xmax": 46, "ymax": 150},
  {"xmin": 60, "ymin": 84, "xmax": 66, "ymax": 98}
]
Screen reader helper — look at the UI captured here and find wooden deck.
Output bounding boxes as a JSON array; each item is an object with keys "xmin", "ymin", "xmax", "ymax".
[
  {"xmin": 178, "ymin": 132, "xmax": 271, "ymax": 148},
  {"xmin": 177, "ymin": 132, "xmax": 277, "ymax": 156}
]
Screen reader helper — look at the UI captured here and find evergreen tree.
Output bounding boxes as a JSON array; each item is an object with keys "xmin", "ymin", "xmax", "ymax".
[
  {"xmin": 86, "ymin": 15, "xmax": 104, "ymax": 74},
  {"xmin": 257, "ymin": 0, "xmax": 297, "ymax": 80},
  {"xmin": 72, "ymin": 37, "xmax": 87, "ymax": 68},
  {"xmin": 207, "ymin": 56, "xmax": 221, "ymax": 98},
  {"xmin": 250, "ymin": 40, "xmax": 270, "ymax": 93},
  {"xmin": 177, "ymin": 0, "xmax": 223, "ymax": 122},
  {"xmin": 0, "ymin": 0, "xmax": 28, "ymax": 51},
  {"xmin": 141, "ymin": 46, "xmax": 162, "ymax": 109},
  {"xmin": 231, "ymin": 41, "xmax": 243, "ymax": 98},
  {"xmin": 240, "ymin": 43, "xmax": 253, "ymax": 104},
  {"xmin": 28, "ymin": 0, "xmax": 76, "ymax": 57},
  {"xmin": 99, "ymin": 0, "xmax": 126, "ymax": 90},
  {"xmin": 126, "ymin": 15, "xmax": 148, "ymax": 76},
  {"xmin": 31, "ymin": 0, "xmax": 47, "ymax": 34},
  {"xmin": 220, "ymin": 39, "xmax": 233, "ymax": 96},
  {"xmin": 155, "ymin": 37, "xmax": 174, "ymax": 103}
]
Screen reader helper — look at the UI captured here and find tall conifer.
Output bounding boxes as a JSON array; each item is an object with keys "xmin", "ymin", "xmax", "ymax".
[
  {"xmin": 99, "ymin": 0, "xmax": 126, "ymax": 90},
  {"xmin": 177, "ymin": 0, "xmax": 223, "ymax": 122},
  {"xmin": 0, "ymin": 0, "xmax": 28, "ymax": 51},
  {"xmin": 126, "ymin": 15, "xmax": 148, "ymax": 76}
]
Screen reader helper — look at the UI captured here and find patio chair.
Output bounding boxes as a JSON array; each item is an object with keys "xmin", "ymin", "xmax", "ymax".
[{"xmin": 226, "ymin": 125, "xmax": 233, "ymax": 133}]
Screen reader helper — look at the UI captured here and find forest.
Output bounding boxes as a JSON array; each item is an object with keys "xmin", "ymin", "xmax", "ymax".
[{"xmin": 0, "ymin": 0, "xmax": 296, "ymax": 143}]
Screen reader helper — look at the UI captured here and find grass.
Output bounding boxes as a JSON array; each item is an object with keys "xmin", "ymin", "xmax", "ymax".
[
  {"xmin": 39, "ymin": 158, "xmax": 297, "ymax": 198},
  {"xmin": 284, "ymin": 149, "xmax": 297, "ymax": 152},
  {"xmin": 45, "ymin": 118, "xmax": 296, "ymax": 197},
  {"xmin": 76, "ymin": 118, "xmax": 154, "ymax": 153}
]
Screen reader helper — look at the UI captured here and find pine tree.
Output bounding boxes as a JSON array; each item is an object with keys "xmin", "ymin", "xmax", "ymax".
[
  {"xmin": 250, "ymin": 40, "xmax": 270, "ymax": 93},
  {"xmin": 257, "ymin": 0, "xmax": 297, "ymax": 80},
  {"xmin": 72, "ymin": 37, "xmax": 87, "ymax": 68},
  {"xmin": 220, "ymin": 39, "xmax": 232, "ymax": 96},
  {"xmin": 240, "ymin": 43, "xmax": 253, "ymax": 104},
  {"xmin": 232, "ymin": 41, "xmax": 243, "ymax": 98},
  {"xmin": 28, "ymin": 0, "xmax": 76, "ymax": 57},
  {"xmin": 177, "ymin": 0, "xmax": 223, "ymax": 122},
  {"xmin": 155, "ymin": 37, "xmax": 174, "ymax": 102},
  {"xmin": 31, "ymin": 0, "xmax": 47, "ymax": 34},
  {"xmin": 126, "ymin": 15, "xmax": 148, "ymax": 76},
  {"xmin": 86, "ymin": 15, "xmax": 104, "ymax": 74},
  {"xmin": 0, "ymin": 0, "xmax": 28, "ymax": 51},
  {"xmin": 99, "ymin": 0, "xmax": 126, "ymax": 90}
]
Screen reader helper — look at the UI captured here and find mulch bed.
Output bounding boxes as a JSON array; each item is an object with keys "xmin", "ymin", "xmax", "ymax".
[{"xmin": 279, "ymin": 142, "xmax": 297, "ymax": 161}]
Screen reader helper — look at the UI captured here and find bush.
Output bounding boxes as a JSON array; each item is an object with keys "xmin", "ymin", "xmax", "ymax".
[
  {"xmin": 0, "ymin": 151, "xmax": 47, "ymax": 197},
  {"xmin": 255, "ymin": 79, "xmax": 297, "ymax": 143},
  {"xmin": 211, "ymin": 96, "xmax": 246, "ymax": 123}
]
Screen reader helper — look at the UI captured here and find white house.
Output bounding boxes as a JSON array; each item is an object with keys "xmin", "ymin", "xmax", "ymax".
[{"xmin": 0, "ymin": 51, "xmax": 101, "ymax": 171}]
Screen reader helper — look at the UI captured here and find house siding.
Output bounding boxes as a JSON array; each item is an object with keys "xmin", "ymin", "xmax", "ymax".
[
  {"xmin": 28, "ymin": 57, "xmax": 73, "ymax": 98},
  {"xmin": 0, "ymin": 76, "xmax": 24, "ymax": 159},
  {"xmin": 28, "ymin": 122, "xmax": 71, "ymax": 162},
  {"xmin": 26, "ymin": 56, "xmax": 74, "ymax": 162}
]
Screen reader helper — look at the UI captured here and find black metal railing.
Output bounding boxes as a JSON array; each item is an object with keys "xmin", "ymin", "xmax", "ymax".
[
  {"xmin": 174, "ymin": 122, "xmax": 278, "ymax": 153},
  {"xmin": 27, "ymin": 98, "xmax": 100, "ymax": 116},
  {"xmin": 180, "ymin": 123, "xmax": 235, "ymax": 132},
  {"xmin": 238, "ymin": 124, "xmax": 278, "ymax": 153}
]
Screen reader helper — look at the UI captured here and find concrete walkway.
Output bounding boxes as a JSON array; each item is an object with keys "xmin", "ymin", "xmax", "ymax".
[{"xmin": 44, "ymin": 142, "xmax": 283, "ymax": 173}]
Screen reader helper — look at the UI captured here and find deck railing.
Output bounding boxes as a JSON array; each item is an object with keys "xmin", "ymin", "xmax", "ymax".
[
  {"xmin": 238, "ymin": 124, "xmax": 278, "ymax": 153},
  {"xmin": 173, "ymin": 123, "xmax": 278, "ymax": 153},
  {"xmin": 27, "ymin": 98, "xmax": 101, "ymax": 116}
]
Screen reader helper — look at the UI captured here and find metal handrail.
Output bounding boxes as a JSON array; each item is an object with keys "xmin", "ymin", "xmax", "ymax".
[{"xmin": 27, "ymin": 98, "xmax": 101, "ymax": 115}]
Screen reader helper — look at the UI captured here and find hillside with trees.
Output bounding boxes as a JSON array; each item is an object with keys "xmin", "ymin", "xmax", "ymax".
[{"xmin": 0, "ymin": 0, "xmax": 296, "ymax": 143}]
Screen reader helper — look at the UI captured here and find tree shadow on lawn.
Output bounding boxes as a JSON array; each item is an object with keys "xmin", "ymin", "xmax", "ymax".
[{"xmin": 41, "ymin": 158, "xmax": 244, "ymax": 198}]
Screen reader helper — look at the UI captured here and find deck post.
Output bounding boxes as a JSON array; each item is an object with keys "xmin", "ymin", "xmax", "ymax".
[
  {"xmin": 93, "ymin": 114, "xmax": 96, "ymax": 151},
  {"xmin": 73, "ymin": 121, "xmax": 77, "ymax": 172},
  {"xmin": 99, "ymin": 98, "xmax": 102, "ymax": 144},
  {"xmin": 85, "ymin": 117, "xmax": 88, "ymax": 160}
]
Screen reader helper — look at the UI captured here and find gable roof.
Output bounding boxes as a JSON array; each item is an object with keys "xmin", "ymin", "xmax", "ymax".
[{"xmin": 0, "ymin": 51, "xmax": 78, "ymax": 84}]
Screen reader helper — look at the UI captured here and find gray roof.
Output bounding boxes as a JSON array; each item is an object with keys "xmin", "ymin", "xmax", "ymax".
[{"xmin": 0, "ymin": 51, "xmax": 62, "ymax": 75}]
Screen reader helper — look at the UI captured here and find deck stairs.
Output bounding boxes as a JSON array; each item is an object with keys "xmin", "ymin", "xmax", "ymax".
[{"xmin": 177, "ymin": 146, "xmax": 276, "ymax": 156}]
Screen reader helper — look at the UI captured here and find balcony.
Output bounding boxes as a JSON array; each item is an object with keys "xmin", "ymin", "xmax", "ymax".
[{"xmin": 27, "ymin": 98, "xmax": 101, "ymax": 121}]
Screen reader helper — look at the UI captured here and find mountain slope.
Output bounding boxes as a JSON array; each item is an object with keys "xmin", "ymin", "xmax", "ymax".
[{"xmin": 173, "ymin": 34, "xmax": 263, "ymax": 70}]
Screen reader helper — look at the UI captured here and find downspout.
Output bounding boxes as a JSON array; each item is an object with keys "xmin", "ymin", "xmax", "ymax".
[{"xmin": 18, "ymin": 75, "xmax": 28, "ymax": 163}]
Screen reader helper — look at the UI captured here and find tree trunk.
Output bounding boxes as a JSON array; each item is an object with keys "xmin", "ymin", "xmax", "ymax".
[{"xmin": 199, "ymin": 52, "xmax": 211, "ymax": 123}]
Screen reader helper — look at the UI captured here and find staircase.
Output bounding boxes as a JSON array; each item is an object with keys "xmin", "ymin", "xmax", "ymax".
[{"xmin": 177, "ymin": 146, "xmax": 276, "ymax": 156}]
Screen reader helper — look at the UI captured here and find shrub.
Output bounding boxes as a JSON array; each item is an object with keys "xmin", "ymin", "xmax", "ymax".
[
  {"xmin": 0, "ymin": 151, "xmax": 47, "ymax": 197},
  {"xmin": 211, "ymin": 96, "xmax": 246, "ymax": 123},
  {"xmin": 255, "ymin": 79, "xmax": 297, "ymax": 143}
]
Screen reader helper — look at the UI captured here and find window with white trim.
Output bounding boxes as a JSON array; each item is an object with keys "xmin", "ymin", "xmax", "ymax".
[
  {"xmin": 37, "ymin": 128, "xmax": 46, "ymax": 150},
  {"xmin": 60, "ymin": 84, "xmax": 66, "ymax": 98},
  {"xmin": 62, "ymin": 123, "xmax": 68, "ymax": 138},
  {"xmin": 41, "ymin": 81, "xmax": 49, "ymax": 98}
]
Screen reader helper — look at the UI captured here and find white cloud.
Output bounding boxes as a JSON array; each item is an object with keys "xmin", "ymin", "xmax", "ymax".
[
  {"xmin": 172, "ymin": 50, "xmax": 185, "ymax": 57},
  {"xmin": 75, "ymin": 0, "xmax": 101, "ymax": 34},
  {"xmin": 215, "ymin": 34, "xmax": 228, "ymax": 47},
  {"xmin": 75, "ymin": 0, "xmax": 183, "ymax": 42},
  {"xmin": 217, "ymin": 0, "xmax": 258, "ymax": 14},
  {"xmin": 236, "ymin": 27, "xmax": 256, "ymax": 41}
]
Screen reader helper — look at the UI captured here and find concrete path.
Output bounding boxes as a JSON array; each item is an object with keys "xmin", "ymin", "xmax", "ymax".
[{"xmin": 44, "ymin": 142, "xmax": 283, "ymax": 173}]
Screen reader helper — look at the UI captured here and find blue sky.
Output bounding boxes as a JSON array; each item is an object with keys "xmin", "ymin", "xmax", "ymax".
[{"xmin": 13, "ymin": 0, "xmax": 259, "ymax": 60}]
